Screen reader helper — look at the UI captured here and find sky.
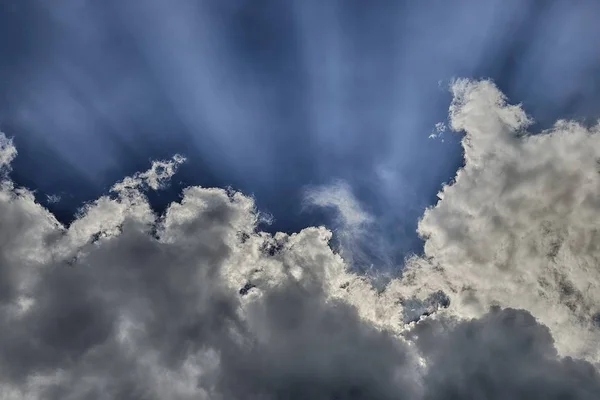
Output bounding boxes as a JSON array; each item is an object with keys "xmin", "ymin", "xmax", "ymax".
[
  {"xmin": 2, "ymin": 1, "xmax": 600, "ymax": 399},
  {"xmin": 4, "ymin": 0, "xmax": 600, "ymax": 271}
]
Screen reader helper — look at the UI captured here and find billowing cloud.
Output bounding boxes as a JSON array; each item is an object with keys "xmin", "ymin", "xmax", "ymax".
[
  {"xmin": 1, "ymin": 78, "xmax": 600, "ymax": 399},
  {"xmin": 408, "ymin": 79, "xmax": 600, "ymax": 362}
]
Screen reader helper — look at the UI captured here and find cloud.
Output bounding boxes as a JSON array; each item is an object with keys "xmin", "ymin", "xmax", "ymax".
[
  {"xmin": 413, "ymin": 308, "xmax": 600, "ymax": 400},
  {"xmin": 0, "ymin": 136, "xmax": 422, "ymax": 399},
  {"xmin": 304, "ymin": 181, "xmax": 373, "ymax": 229},
  {"xmin": 0, "ymin": 134, "xmax": 16, "ymax": 171},
  {"xmin": 407, "ymin": 79, "xmax": 600, "ymax": 362},
  {"xmin": 303, "ymin": 181, "xmax": 383, "ymax": 270},
  {"xmin": 2, "ymin": 77, "xmax": 600, "ymax": 399},
  {"xmin": 45, "ymin": 194, "xmax": 61, "ymax": 204}
]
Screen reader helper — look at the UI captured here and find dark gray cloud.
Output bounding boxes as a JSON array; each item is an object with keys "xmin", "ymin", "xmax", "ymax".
[
  {"xmin": 414, "ymin": 309, "xmax": 600, "ymax": 400},
  {"xmin": 216, "ymin": 284, "xmax": 419, "ymax": 400}
]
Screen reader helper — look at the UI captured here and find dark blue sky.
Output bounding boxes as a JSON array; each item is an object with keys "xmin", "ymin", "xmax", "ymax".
[{"xmin": 2, "ymin": 0, "xmax": 600, "ymax": 269}]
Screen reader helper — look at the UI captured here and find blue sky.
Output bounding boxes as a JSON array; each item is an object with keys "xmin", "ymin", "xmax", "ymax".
[
  {"xmin": 4, "ymin": 3, "xmax": 600, "ymax": 396},
  {"xmin": 2, "ymin": 0, "xmax": 600, "ymax": 270}
]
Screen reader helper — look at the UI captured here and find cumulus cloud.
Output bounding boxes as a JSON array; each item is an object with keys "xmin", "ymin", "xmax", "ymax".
[
  {"xmin": 0, "ymin": 135, "xmax": 422, "ymax": 399},
  {"xmin": 409, "ymin": 79, "xmax": 600, "ymax": 362},
  {"xmin": 1, "ymin": 77, "xmax": 600, "ymax": 399}
]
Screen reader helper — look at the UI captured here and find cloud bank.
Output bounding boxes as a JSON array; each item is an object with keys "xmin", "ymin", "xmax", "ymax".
[{"xmin": 1, "ymin": 79, "xmax": 600, "ymax": 399}]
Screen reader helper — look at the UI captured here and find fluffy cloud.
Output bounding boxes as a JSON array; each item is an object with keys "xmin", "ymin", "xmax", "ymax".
[
  {"xmin": 1, "ymin": 78, "xmax": 600, "ymax": 399},
  {"xmin": 411, "ymin": 79, "xmax": 600, "ymax": 362}
]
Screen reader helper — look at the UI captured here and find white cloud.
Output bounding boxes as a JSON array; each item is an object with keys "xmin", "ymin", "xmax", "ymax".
[
  {"xmin": 411, "ymin": 79, "xmax": 600, "ymax": 361},
  {"xmin": 303, "ymin": 180, "xmax": 373, "ymax": 228},
  {"xmin": 0, "ymin": 134, "xmax": 17, "ymax": 171},
  {"xmin": 45, "ymin": 194, "xmax": 61, "ymax": 204},
  {"xmin": 428, "ymin": 122, "xmax": 447, "ymax": 139},
  {"xmin": 302, "ymin": 180, "xmax": 380, "ymax": 269}
]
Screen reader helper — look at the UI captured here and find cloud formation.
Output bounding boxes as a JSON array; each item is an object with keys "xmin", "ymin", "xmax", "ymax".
[
  {"xmin": 413, "ymin": 79, "xmax": 600, "ymax": 362},
  {"xmin": 1, "ymin": 79, "xmax": 600, "ymax": 399}
]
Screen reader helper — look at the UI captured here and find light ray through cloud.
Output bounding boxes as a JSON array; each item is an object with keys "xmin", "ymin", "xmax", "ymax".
[{"xmin": 2, "ymin": 0, "xmax": 600, "ymax": 271}]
